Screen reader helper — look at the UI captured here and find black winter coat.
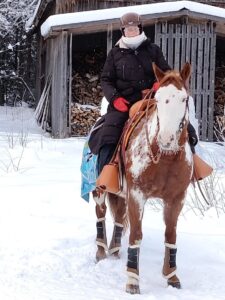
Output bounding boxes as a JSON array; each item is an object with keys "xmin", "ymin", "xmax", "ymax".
[
  {"xmin": 101, "ymin": 38, "xmax": 170, "ymax": 105},
  {"xmin": 88, "ymin": 38, "xmax": 170, "ymax": 154}
]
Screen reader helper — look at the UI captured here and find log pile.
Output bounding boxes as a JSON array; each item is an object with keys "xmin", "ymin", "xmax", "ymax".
[
  {"xmin": 71, "ymin": 103, "xmax": 101, "ymax": 136},
  {"xmin": 71, "ymin": 50, "xmax": 105, "ymax": 135},
  {"xmin": 72, "ymin": 50, "xmax": 105, "ymax": 105}
]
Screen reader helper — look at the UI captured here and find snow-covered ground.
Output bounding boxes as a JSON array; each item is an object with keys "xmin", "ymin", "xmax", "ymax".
[{"xmin": 0, "ymin": 104, "xmax": 225, "ymax": 300}]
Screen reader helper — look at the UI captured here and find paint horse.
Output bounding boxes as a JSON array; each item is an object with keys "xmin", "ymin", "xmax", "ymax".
[{"xmin": 93, "ymin": 62, "xmax": 193, "ymax": 294}]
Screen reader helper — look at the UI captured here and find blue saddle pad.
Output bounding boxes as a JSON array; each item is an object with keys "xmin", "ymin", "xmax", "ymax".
[{"xmin": 80, "ymin": 138, "xmax": 98, "ymax": 202}]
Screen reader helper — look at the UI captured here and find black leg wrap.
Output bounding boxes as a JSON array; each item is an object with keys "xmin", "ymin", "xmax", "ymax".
[
  {"xmin": 96, "ymin": 221, "xmax": 104, "ymax": 240},
  {"xmin": 114, "ymin": 225, "xmax": 123, "ymax": 245},
  {"xmin": 127, "ymin": 247, "xmax": 139, "ymax": 270},
  {"xmin": 169, "ymin": 248, "xmax": 177, "ymax": 268}
]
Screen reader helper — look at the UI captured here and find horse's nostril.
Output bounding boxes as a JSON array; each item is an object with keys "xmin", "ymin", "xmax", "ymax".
[{"xmin": 170, "ymin": 135, "xmax": 175, "ymax": 142}]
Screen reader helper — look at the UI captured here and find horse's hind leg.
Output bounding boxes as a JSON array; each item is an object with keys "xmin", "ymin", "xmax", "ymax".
[
  {"xmin": 163, "ymin": 197, "xmax": 184, "ymax": 289},
  {"xmin": 93, "ymin": 190, "xmax": 107, "ymax": 262},
  {"xmin": 108, "ymin": 193, "xmax": 127, "ymax": 258}
]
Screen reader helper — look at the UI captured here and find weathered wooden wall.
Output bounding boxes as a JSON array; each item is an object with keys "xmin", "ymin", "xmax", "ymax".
[{"xmin": 155, "ymin": 21, "xmax": 216, "ymax": 141}]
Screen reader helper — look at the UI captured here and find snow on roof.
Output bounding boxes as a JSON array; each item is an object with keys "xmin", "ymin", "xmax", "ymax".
[{"xmin": 40, "ymin": 0, "xmax": 225, "ymax": 38}]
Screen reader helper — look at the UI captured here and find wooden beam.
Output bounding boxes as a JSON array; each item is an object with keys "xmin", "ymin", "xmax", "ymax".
[
  {"xmin": 107, "ymin": 23, "xmax": 113, "ymax": 54},
  {"xmin": 51, "ymin": 31, "xmax": 69, "ymax": 138}
]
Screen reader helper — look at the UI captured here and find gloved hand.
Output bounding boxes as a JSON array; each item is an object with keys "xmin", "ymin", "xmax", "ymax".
[
  {"xmin": 113, "ymin": 97, "xmax": 129, "ymax": 112},
  {"xmin": 152, "ymin": 82, "xmax": 160, "ymax": 92}
]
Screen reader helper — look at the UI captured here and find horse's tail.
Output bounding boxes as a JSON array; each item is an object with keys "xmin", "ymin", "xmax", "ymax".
[{"xmin": 107, "ymin": 193, "xmax": 129, "ymax": 233}]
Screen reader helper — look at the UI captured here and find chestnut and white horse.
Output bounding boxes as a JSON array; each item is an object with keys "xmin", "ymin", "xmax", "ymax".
[{"xmin": 93, "ymin": 63, "xmax": 193, "ymax": 294}]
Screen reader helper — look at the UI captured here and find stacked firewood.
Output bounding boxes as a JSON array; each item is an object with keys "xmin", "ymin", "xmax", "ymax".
[
  {"xmin": 71, "ymin": 103, "xmax": 101, "ymax": 136},
  {"xmin": 72, "ymin": 72, "xmax": 103, "ymax": 105},
  {"xmin": 214, "ymin": 65, "xmax": 225, "ymax": 140},
  {"xmin": 72, "ymin": 50, "xmax": 105, "ymax": 105},
  {"xmin": 71, "ymin": 50, "xmax": 105, "ymax": 136}
]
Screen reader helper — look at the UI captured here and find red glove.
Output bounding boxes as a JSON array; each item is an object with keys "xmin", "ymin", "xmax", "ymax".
[
  {"xmin": 113, "ymin": 97, "xmax": 129, "ymax": 112},
  {"xmin": 153, "ymin": 82, "xmax": 160, "ymax": 92}
]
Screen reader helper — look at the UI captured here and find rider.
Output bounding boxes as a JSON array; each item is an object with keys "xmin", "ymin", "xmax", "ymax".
[{"xmin": 94, "ymin": 12, "xmax": 198, "ymax": 174}]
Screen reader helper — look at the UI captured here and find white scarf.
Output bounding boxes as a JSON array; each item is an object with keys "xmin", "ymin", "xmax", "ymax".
[{"xmin": 121, "ymin": 32, "xmax": 147, "ymax": 50}]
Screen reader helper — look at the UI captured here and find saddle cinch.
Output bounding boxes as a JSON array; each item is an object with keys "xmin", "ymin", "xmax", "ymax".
[{"xmin": 96, "ymin": 98, "xmax": 213, "ymax": 194}]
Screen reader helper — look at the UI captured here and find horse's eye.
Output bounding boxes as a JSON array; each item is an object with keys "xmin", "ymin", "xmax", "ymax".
[
  {"xmin": 182, "ymin": 98, "xmax": 186, "ymax": 102},
  {"xmin": 165, "ymin": 99, "xmax": 169, "ymax": 104}
]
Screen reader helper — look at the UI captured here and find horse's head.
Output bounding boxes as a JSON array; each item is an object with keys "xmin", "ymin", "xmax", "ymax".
[{"xmin": 153, "ymin": 63, "xmax": 191, "ymax": 153}]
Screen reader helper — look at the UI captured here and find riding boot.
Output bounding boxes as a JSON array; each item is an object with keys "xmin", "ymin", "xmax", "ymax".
[
  {"xmin": 187, "ymin": 122, "xmax": 198, "ymax": 154},
  {"xmin": 97, "ymin": 143, "xmax": 117, "ymax": 174}
]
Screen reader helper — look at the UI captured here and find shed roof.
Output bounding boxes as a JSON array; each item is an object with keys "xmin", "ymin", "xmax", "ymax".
[{"xmin": 40, "ymin": 0, "xmax": 225, "ymax": 38}]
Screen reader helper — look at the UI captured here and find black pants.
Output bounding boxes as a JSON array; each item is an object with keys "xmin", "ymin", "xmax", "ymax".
[{"xmin": 97, "ymin": 144, "xmax": 117, "ymax": 174}]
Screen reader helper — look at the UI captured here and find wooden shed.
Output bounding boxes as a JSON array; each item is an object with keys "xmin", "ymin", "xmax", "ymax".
[{"xmin": 29, "ymin": 0, "xmax": 225, "ymax": 141}]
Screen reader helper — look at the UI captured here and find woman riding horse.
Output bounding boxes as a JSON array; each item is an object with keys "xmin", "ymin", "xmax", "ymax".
[
  {"xmin": 89, "ymin": 12, "xmax": 198, "ymax": 294},
  {"xmin": 89, "ymin": 12, "xmax": 198, "ymax": 175}
]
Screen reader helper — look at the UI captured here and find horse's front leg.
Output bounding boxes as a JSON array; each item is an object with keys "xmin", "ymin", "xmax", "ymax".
[
  {"xmin": 108, "ymin": 194, "xmax": 127, "ymax": 258},
  {"xmin": 126, "ymin": 192, "xmax": 145, "ymax": 294},
  {"xmin": 163, "ymin": 197, "xmax": 184, "ymax": 289},
  {"xmin": 93, "ymin": 190, "xmax": 107, "ymax": 262}
]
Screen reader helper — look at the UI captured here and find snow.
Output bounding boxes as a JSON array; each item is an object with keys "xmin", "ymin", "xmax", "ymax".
[
  {"xmin": 40, "ymin": 1, "xmax": 225, "ymax": 37},
  {"xmin": 0, "ymin": 104, "xmax": 225, "ymax": 300}
]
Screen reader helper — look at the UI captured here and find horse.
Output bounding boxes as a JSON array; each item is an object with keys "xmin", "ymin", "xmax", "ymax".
[{"xmin": 92, "ymin": 62, "xmax": 193, "ymax": 294}]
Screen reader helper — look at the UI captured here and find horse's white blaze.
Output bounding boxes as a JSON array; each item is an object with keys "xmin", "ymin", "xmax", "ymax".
[
  {"xmin": 155, "ymin": 84, "xmax": 189, "ymax": 152},
  {"xmin": 129, "ymin": 112, "xmax": 157, "ymax": 179},
  {"xmin": 130, "ymin": 188, "xmax": 145, "ymax": 220}
]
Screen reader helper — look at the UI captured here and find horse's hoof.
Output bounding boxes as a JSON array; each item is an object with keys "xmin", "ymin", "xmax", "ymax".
[
  {"xmin": 126, "ymin": 284, "xmax": 140, "ymax": 294},
  {"xmin": 95, "ymin": 249, "xmax": 107, "ymax": 263},
  {"xmin": 168, "ymin": 280, "xmax": 181, "ymax": 289}
]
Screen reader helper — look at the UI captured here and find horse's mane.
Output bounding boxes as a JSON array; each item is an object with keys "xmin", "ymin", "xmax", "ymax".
[{"xmin": 159, "ymin": 71, "xmax": 187, "ymax": 90}]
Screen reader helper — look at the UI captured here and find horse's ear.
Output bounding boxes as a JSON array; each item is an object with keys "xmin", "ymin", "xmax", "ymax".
[
  {"xmin": 152, "ymin": 62, "xmax": 165, "ymax": 82},
  {"xmin": 180, "ymin": 63, "xmax": 191, "ymax": 86}
]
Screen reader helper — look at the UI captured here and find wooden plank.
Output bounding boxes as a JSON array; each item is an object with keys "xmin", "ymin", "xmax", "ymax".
[
  {"xmin": 191, "ymin": 25, "xmax": 197, "ymax": 110},
  {"xmin": 185, "ymin": 24, "xmax": 191, "ymax": 67},
  {"xmin": 208, "ymin": 22, "xmax": 216, "ymax": 141},
  {"xmin": 161, "ymin": 22, "xmax": 168, "ymax": 58},
  {"xmin": 107, "ymin": 23, "xmax": 113, "ymax": 54},
  {"xmin": 167, "ymin": 24, "xmax": 174, "ymax": 67},
  {"xmin": 68, "ymin": 33, "xmax": 73, "ymax": 135},
  {"xmin": 51, "ymin": 38, "xmax": 59, "ymax": 137},
  {"xmin": 154, "ymin": 22, "xmax": 160, "ymax": 46},
  {"xmin": 51, "ymin": 31, "xmax": 69, "ymax": 138},
  {"xmin": 181, "ymin": 24, "xmax": 186, "ymax": 68},
  {"xmin": 202, "ymin": 23, "xmax": 210, "ymax": 140},
  {"xmin": 174, "ymin": 24, "xmax": 181, "ymax": 70},
  {"xmin": 196, "ymin": 24, "xmax": 204, "ymax": 138}
]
